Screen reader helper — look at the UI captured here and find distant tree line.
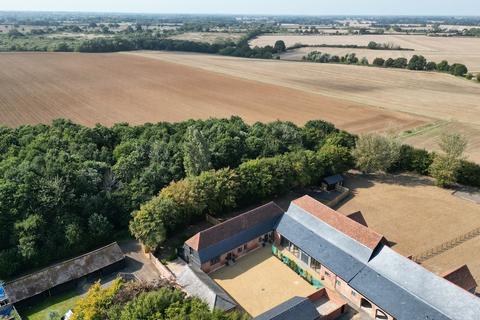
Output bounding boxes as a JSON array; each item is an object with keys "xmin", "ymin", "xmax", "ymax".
[
  {"xmin": 288, "ymin": 41, "xmax": 412, "ymax": 51},
  {"xmin": 303, "ymin": 51, "xmax": 472, "ymax": 78},
  {"xmin": 1, "ymin": 29, "xmax": 285, "ymax": 59}
]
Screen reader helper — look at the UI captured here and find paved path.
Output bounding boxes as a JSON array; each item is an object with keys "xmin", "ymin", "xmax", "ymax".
[{"xmin": 118, "ymin": 240, "xmax": 162, "ymax": 282}]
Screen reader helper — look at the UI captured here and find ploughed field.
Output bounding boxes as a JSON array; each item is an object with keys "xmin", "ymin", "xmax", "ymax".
[
  {"xmin": 251, "ymin": 34, "xmax": 480, "ymax": 72},
  {"xmin": 0, "ymin": 52, "xmax": 424, "ymax": 134},
  {"xmin": 2, "ymin": 51, "xmax": 480, "ymax": 162}
]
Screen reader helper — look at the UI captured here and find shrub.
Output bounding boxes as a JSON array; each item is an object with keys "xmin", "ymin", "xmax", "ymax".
[
  {"xmin": 392, "ymin": 57, "xmax": 408, "ymax": 68},
  {"xmin": 437, "ymin": 60, "xmax": 450, "ymax": 72},
  {"xmin": 373, "ymin": 57, "xmax": 385, "ymax": 66},
  {"xmin": 425, "ymin": 61, "xmax": 437, "ymax": 71},
  {"xmin": 353, "ymin": 134, "xmax": 401, "ymax": 173},
  {"xmin": 450, "ymin": 64, "xmax": 468, "ymax": 77},
  {"xmin": 457, "ymin": 161, "xmax": 480, "ymax": 187}
]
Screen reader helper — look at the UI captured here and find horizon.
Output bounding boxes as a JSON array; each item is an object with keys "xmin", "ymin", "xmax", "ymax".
[
  {"xmin": 1, "ymin": 0, "xmax": 480, "ymax": 16},
  {"xmin": 1, "ymin": 10, "xmax": 480, "ymax": 17}
]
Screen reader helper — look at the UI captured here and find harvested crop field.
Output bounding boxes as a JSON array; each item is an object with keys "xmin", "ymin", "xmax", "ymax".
[
  {"xmin": 132, "ymin": 51, "xmax": 480, "ymax": 161},
  {"xmin": 0, "ymin": 52, "xmax": 424, "ymax": 133},
  {"xmin": 168, "ymin": 32, "xmax": 245, "ymax": 44},
  {"xmin": 251, "ymin": 34, "xmax": 480, "ymax": 72},
  {"xmin": 336, "ymin": 173, "xmax": 480, "ymax": 284}
]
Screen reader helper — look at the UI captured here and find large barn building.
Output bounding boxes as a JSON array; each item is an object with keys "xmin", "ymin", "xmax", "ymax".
[{"xmin": 183, "ymin": 196, "xmax": 480, "ymax": 320}]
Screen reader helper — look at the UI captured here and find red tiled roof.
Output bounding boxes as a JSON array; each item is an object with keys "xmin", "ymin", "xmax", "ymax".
[
  {"xmin": 292, "ymin": 195, "xmax": 385, "ymax": 250},
  {"xmin": 185, "ymin": 202, "xmax": 284, "ymax": 251},
  {"xmin": 441, "ymin": 265, "xmax": 478, "ymax": 292}
]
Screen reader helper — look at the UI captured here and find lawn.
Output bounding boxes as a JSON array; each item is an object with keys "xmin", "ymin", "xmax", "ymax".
[
  {"xmin": 17, "ymin": 290, "xmax": 80, "ymax": 320},
  {"xmin": 211, "ymin": 246, "xmax": 318, "ymax": 317}
]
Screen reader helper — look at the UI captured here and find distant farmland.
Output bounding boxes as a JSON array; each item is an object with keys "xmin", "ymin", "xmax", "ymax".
[
  {"xmin": 0, "ymin": 52, "xmax": 423, "ymax": 133},
  {"xmin": 1, "ymin": 51, "xmax": 479, "ymax": 162},
  {"xmin": 251, "ymin": 34, "xmax": 480, "ymax": 72}
]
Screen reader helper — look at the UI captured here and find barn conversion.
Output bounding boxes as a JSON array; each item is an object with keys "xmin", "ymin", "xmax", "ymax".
[{"xmin": 183, "ymin": 196, "xmax": 480, "ymax": 320}]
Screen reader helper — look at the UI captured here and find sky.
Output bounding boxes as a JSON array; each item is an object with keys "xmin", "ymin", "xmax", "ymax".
[{"xmin": 0, "ymin": 0, "xmax": 479, "ymax": 16}]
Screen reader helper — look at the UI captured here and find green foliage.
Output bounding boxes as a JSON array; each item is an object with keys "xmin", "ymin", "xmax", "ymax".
[
  {"xmin": 71, "ymin": 278, "xmax": 245, "ymax": 320},
  {"xmin": 301, "ymin": 120, "xmax": 337, "ymax": 150},
  {"xmin": 373, "ymin": 57, "xmax": 385, "ymax": 66},
  {"xmin": 407, "ymin": 55, "xmax": 427, "ymax": 70},
  {"xmin": 449, "ymin": 63, "xmax": 468, "ymax": 77},
  {"xmin": 71, "ymin": 279, "xmax": 122, "ymax": 320},
  {"xmin": 392, "ymin": 57, "xmax": 408, "ymax": 68},
  {"xmin": 0, "ymin": 117, "xmax": 352, "ymax": 278},
  {"xmin": 131, "ymin": 144, "xmax": 352, "ymax": 249},
  {"xmin": 390, "ymin": 145, "xmax": 433, "ymax": 175},
  {"xmin": 368, "ymin": 41, "xmax": 378, "ymax": 49},
  {"xmin": 437, "ymin": 60, "xmax": 450, "ymax": 72},
  {"xmin": 353, "ymin": 134, "xmax": 401, "ymax": 173},
  {"xmin": 477, "ymin": 73, "xmax": 480, "ymax": 82},
  {"xmin": 425, "ymin": 61, "xmax": 437, "ymax": 71},
  {"xmin": 183, "ymin": 127, "xmax": 212, "ymax": 177},
  {"xmin": 429, "ymin": 133, "xmax": 467, "ymax": 187},
  {"xmin": 457, "ymin": 160, "xmax": 480, "ymax": 187},
  {"xmin": 273, "ymin": 40, "xmax": 286, "ymax": 52},
  {"xmin": 430, "ymin": 155, "xmax": 461, "ymax": 187}
]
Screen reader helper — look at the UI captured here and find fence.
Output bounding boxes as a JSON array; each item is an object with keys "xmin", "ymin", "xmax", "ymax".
[
  {"xmin": 412, "ymin": 226, "xmax": 480, "ymax": 263},
  {"xmin": 326, "ymin": 186, "xmax": 350, "ymax": 208}
]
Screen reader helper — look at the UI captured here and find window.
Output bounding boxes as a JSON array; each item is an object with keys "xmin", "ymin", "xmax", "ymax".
[
  {"xmin": 238, "ymin": 247, "xmax": 243, "ymax": 253},
  {"xmin": 300, "ymin": 250, "xmax": 310, "ymax": 265},
  {"xmin": 258, "ymin": 237, "xmax": 263, "ymax": 243},
  {"xmin": 189, "ymin": 247, "xmax": 193, "ymax": 255},
  {"xmin": 310, "ymin": 259, "xmax": 321, "ymax": 272},
  {"xmin": 243, "ymin": 244, "xmax": 248, "ymax": 250},
  {"xmin": 210, "ymin": 256, "xmax": 220, "ymax": 265},
  {"xmin": 325, "ymin": 271, "xmax": 330, "ymax": 277},
  {"xmin": 336, "ymin": 280, "xmax": 341, "ymax": 286},
  {"xmin": 280, "ymin": 236, "xmax": 290, "ymax": 248},
  {"xmin": 351, "ymin": 290, "xmax": 357, "ymax": 297}
]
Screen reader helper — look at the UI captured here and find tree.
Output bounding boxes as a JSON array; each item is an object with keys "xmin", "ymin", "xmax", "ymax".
[
  {"xmin": 407, "ymin": 55, "xmax": 427, "ymax": 70},
  {"xmin": 367, "ymin": 41, "xmax": 378, "ymax": 49},
  {"xmin": 425, "ymin": 61, "xmax": 437, "ymax": 71},
  {"xmin": 450, "ymin": 63, "xmax": 468, "ymax": 77},
  {"xmin": 477, "ymin": 73, "xmax": 480, "ymax": 82},
  {"xmin": 384, "ymin": 58, "xmax": 394, "ymax": 67},
  {"xmin": 360, "ymin": 57, "xmax": 369, "ymax": 65},
  {"xmin": 429, "ymin": 133, "xmax": 467, "ymax": 187},
  {"xmin": 352, "ymin": 134, "xmax": 401, "ymax": 173},
  {"xmin": 301, "ymin": 120, "xmax": 336, "ymax": 150},
  {"xmin": 373, "ymin": 57, "xmax": 385, "ymax": 66},
  {"xmin": 392, "ymin": 57, "xmax": 408, "ymax": 69},
  {"xmin": 71, "ymin": 279, "xmax": 122, "ymax": 320},
  {"xmin": 88, "ymin": 213, "xmax": 113, "ymax": 241},
  {"xmin": 437, "ymin": 60, "xmax": 450, "ymax": 72},
  {"xmin": 183, "ymin": 126, "xmax": 212, "ymax": 177},
  {"xmin": 273, "ymin": 40, "xmax": 286, "ymax": 53},
  {"xmin": 129, "ymin": 198, "xmax": 170, "ymax": 250}
]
